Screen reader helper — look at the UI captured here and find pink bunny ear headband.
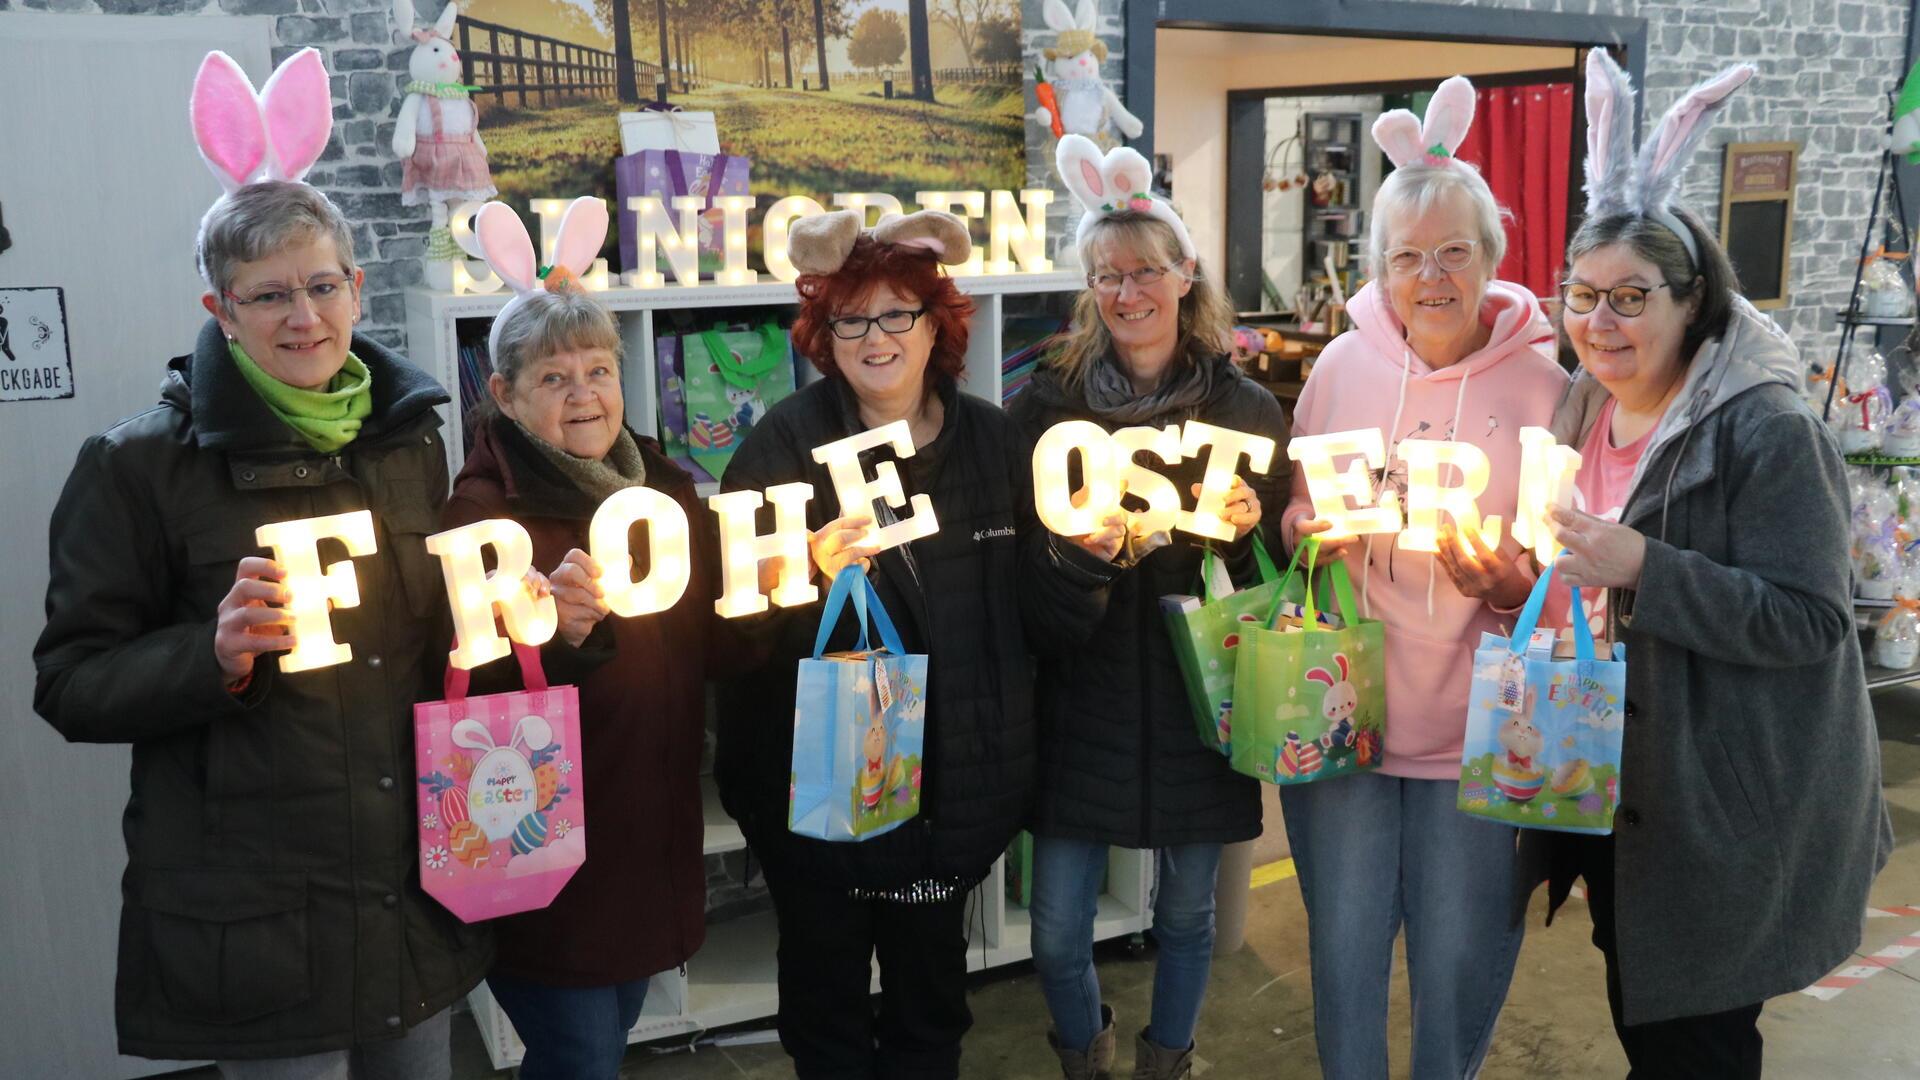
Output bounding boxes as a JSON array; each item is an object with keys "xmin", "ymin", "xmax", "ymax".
[
  {"xmin": 191, "ymin": 48, "xmax": 333, "ymax": 196},
  {"xmin": 473, "ymin": 197, "xmax": 610, "ymax": 361},
  {"xmin": 1583, "ymin": 50, "xmax": 1755, "ymax": 267},
  {"xmin": 785, "ymin": 208, "xmax": 973, "ymax": 277},
  {"xmin": 1372, "ymin": 75, "xmax": 1479, "ymax": 170},
  {"xmin": 1054, "ymin": 133, "xmax": 1195, "ymax": 265}
]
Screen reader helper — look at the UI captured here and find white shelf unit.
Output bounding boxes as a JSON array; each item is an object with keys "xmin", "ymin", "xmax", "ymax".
[
  {"xmin": 404, "ymin": 271, "xmax": 1087, "ymax": 480},
  {"xmin": 406, "ymin": 275, "xmax": 1156, "ymax": 1070}
]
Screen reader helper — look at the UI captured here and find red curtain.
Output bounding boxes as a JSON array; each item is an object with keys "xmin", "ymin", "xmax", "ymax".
[{"xmin": 1452, "ymin": 82, "xmax": 1574, "ymax": 301}]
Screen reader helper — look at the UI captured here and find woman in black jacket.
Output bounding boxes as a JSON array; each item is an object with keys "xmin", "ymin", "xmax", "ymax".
[
  {"xmin": 33, "ymin": 178, "xmax": 487, "ymax": 1071},
  {"xmin": 713, "ymin": 210, "xmax": 1079, "ymax": 1080},
  {"xmin": 1008, "ymin": 137, "xmax": 1290, "ymax": 1080}
]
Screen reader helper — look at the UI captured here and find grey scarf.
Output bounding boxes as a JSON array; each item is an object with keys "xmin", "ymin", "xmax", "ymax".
[
  {"xmin": 512, "ymin": 420, "xmax": 647, "ymax": 503},
  {"xmin": 1082, "ymin": 352, "xmax": 1217, "ymax": 424}
]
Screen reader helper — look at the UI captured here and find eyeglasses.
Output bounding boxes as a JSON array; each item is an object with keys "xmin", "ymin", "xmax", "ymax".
[
  {"xmin": 828, "ymin": 308, "xmax": 926, "ymax": 340},
  {"xmin": 1382, "ymin": 240, "xmax": 1479, "ymax": 277},
  {"xmin": 1559, "ymin": 281, "xmax": 1672, "ymax": 318},
  {"xmin": 1087, "ymin": 265, "xmax": 1171, "ymax": 293},
  {"xmin": 224, "ymin": 274, "xmax": 355, "ymax": 315}
]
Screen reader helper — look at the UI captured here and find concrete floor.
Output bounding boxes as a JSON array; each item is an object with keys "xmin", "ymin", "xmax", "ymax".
[{"xmin": 181, "ymin": 688, "xmax": 1920, "ymax": 1080}]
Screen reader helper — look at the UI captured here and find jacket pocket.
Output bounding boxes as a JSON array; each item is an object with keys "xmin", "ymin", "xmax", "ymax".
[
  {"xmin": 142, "ymin": 868, "xmax": 312, "ymax": 1024},
  {"xmin": 1701, "ymin": 731, "xmax": 1763, "ymax": 842}
]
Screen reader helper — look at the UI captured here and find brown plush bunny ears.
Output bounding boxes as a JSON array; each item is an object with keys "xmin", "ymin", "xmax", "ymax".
[{"xmin": 787, "ymin": 209, "xmax": 972, "ymax": 276}]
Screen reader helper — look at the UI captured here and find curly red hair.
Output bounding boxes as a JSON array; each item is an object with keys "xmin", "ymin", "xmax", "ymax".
[{"xmin": 792, "ymin": 235, "xmax": 973, "ymax": 384}]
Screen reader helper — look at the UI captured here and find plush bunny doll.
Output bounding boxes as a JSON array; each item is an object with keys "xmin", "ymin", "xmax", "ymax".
[
  {"xmin": 191, "ymin": 48, "xmax": 334, "ymax": 199},
  {"xmin": 393, "ymin": 0, "xmax": 496, "ymax": 289},
  {"xmin": 471, "ymin": 197, "xmax": 608, "ymax": 361},
  {"xmin": 1053, "ymin": 133, "xmax": 1194, "ymax": 267},
  {"xmin": 1032, "ymin": 0, "xmax": 1141, "ymax": 144}
]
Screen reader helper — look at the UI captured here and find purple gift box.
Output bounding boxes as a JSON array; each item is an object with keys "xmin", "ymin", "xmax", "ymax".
[{"xmin": 615, "ymin": 149, "xmax": 751, "ymax": 278}]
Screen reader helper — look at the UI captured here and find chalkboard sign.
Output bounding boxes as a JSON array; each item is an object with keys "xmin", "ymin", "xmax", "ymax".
[
  {"xmin": 1719, "ymin": 142, "xmax": 1798, "ymax": 310},
  {"xmin": 1725, "ymin": 201, "xmax": 1790, "ymax": 304}
]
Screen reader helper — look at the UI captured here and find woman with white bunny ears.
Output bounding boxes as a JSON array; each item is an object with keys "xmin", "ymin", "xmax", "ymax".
[
  {"xmin": 34, "ymin": 49, "xmax": 486, "ymax": 1073},
  {"xmin": 1275, "ymin": 75, "xmax": 1569, "ymax": 1080},
  {"xmin": 1526, "ymin": 51, "xmax": 1890, "ymax": 1072},
  {"xmin": 442, "ymin": 196, "xmax": 718, "ymax": 1080},
  {"xmin": 1010, "ymin": 134, "xmax": 1286, "ymax": 1080}
]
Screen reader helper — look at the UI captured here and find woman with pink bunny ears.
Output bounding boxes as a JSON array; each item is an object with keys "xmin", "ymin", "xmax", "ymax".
[
  {"xmin": 446, "ymin": 197, "xmax": 718, "ymax": 1080},
  {"xmin": 1528, "ymin": 50, "xmax": 1889, "ymax": 1074},
  {"xmin": 1011, "ymin": 133, "xmax": 1286, "ymax": 1080},
  {"xmin": 34, "ymin": 49, "xmax": 486, "ymax": 1074},
  {"xmin": 1275, "ymin": 75, "xmax": 1569, "ymax": 1078}
]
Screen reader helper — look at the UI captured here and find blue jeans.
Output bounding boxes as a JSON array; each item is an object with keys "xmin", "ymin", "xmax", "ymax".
[
  {"xmin": 486, "ymin": 972, "xmax": 650, "ymax": 1080},
  {"xmin": 1280, "ymin": 772, "xmax": 1524, "ymax": 1080},
  {"xmin": 1029, "ymin": 838, "xmax": 1223, "ymax": 1053}
]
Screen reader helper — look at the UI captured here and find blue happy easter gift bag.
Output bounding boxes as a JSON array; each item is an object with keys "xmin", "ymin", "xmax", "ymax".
[
  {"xmin": 1458, "ymin": 565, "xmax": 1627, "ymax": 834},
  {"xmin": 788, "ymin": 565, "xmax": 928, "ymax": 842}
]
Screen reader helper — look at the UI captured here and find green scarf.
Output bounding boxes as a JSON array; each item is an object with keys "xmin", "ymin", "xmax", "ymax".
[
  {"xmin": 406, "ymin": 80, "xmax": 482, "ymax": 98},
  {"xmin": 229, "ymin": 341, "xmax": 374, "ymax": 453}
]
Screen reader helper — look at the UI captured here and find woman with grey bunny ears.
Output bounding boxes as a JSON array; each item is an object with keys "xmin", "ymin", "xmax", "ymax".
[{"xmin": 1528, "ymin": 49, "xmax": 1891, "ymax": 1076}]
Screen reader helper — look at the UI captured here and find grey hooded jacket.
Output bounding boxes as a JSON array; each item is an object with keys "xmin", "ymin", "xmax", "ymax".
[{"xmin": 1533, "ymin": 297, "xmax": 1893, "ymax": 1024}]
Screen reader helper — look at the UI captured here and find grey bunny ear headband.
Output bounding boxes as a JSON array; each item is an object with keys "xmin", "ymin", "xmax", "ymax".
[
  {"xmin": 786, "ymin": 209, "xmax": 973, "ymax": 276},
  {"xmin": 1583, "ymin": 49, "xmax": 1755, "ymax": 267}
]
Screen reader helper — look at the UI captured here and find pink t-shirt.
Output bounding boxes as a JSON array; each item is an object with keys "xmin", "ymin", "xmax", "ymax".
[{"xmin": 1542, "ymin": 396, "xmax": 1652, "ymax": 640}]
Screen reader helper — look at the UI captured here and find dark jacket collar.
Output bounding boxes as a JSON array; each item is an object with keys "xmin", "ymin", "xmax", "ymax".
[
  {"xmin": 464, "ymin": 412, "xmax": 692, "ymax": 521},
  {"xmin": 165, "ymin": 318, "xmax": 450, "ymax": 452}
]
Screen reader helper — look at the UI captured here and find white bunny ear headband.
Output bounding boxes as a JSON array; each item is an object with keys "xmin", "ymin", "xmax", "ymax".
[
  {"xmin": 1054, "ymin": 133, "xmax": 1195, "ymax": 265},
  {"xmin": 1583, "ymin": 49, "xmax": 1755, "ymax": 267},
  {"xmin": 473, "ymin": 196, "xmax": 610, "ymax": 361},
  {"xmin": 191, "ymin": 48, "xmax": 333, "ymax": 196},
  {"xmin": 785, "ymin": 208, "xmax": 973, "ymax": 277},
  {"xmin": 1371, "ymin": 75, "xmax": 1478, "ymax": 169}
]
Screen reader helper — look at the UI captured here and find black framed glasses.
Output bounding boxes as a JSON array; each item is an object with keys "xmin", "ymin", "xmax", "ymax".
[
  {"xmin": 1560, "ymin": 281, "xmax": 1671, "ymax": 318},
  {"xmin": 828, "ymin": 307, "xmax": 926, "ymax": 340}
]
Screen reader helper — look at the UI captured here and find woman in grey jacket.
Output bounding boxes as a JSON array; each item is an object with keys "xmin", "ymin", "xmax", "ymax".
[{"xmin": 1529, "ymin": 52, "xmax": 1892, "ymax": 1078}]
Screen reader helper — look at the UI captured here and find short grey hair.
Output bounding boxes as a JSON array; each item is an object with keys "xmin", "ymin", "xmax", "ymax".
[
  {"xmin": 1367, "ymin": 163, "xmax": 1510, "ymax": 279},
  {"xmin": 489, "ymin": 289, "xmax": 624, "ymax": 396},
  {"xmin": 197, "ymin": 181, "xmax": 357, "ymax": 302}
]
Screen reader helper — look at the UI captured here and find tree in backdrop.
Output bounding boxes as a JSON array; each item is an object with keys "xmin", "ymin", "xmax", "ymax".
[
  {"xmin": 974, "ymin": 13, "xmax": 1020, "ymax": 65},
  {"xmin": 906, "ymin": 0, "xmax": 933, "ymax": 100},
  {"xmin": 589, "ymin": 0, "xmax": 643, "ymax": 101},
  {"xmin": 848, "ymin": 9, "xmax": 907, "ymax": 77},
  {"xmin": 932, "ymin": 0, "xmax": 1011, "ymax": 65}
]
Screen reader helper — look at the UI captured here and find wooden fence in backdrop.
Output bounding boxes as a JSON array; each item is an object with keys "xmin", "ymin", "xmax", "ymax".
[{"xmin": 457, "ymin": 17, "xmax": 662, "ymax": 108}]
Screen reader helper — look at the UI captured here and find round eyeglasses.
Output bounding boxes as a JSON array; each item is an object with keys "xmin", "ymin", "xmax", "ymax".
[
  {"xmin": 1382, "ymin": 240, "xmax": 1479, "ymax": 277},
  {"xmin": 828, "ymin": 308, "xmax": 926, "ymax": 340},
  {"xmin": 1560, "ymin": 281, "xmax": 1671, "ymax": 318}
]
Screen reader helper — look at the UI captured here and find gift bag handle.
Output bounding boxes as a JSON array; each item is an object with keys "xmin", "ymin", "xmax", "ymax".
[
  {"xmin": 1260, "ymin": 534, "xmax": 1329, "ymax": 626},
  {"xmin": 1198, "ymin": 528, "xmax": 1281, "ymax": 603},
  {"xmin": 442, "ymin": 640, "xmax": 550, "ymax": 704},
  {"xmin": 701, "ymin": 322, "xmax": 788, "ymax": 387},
  {"xmin": 1505, "ymin": 563, "xmax": 1596, "ymax": 664},
  {"xmin": 812, "ymin": 563, "xmax": 909, "ymax": 659},
  {"xmin": 1299, "ymin": 542, "xmax": 1362, "ymax": 634}
]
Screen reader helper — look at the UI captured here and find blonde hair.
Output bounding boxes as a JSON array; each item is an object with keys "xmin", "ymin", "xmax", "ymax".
[{"xmin": 1048, "ymin": 212, "xmax": 1235, "ymax": 389}]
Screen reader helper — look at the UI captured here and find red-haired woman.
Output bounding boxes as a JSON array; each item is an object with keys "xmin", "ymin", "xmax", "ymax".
[{"xmin": 714, "ymin": 210, "xmax": 1079, "ymax": 1079}]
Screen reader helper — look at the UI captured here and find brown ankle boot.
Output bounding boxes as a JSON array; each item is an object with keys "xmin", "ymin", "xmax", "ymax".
[
  {"xmin": 1047, "ymin": 1005, "xmax": 1117, "ymax": 1080},
  {"xmin": 1131, "ymin": 1028, "xmax": 1195, "ymax": 1080}
]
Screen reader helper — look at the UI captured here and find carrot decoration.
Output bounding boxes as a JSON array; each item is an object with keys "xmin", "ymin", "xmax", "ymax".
[{"xmin": 1035, "ymin": 66, "xmax": 1064, "ymax": 139}]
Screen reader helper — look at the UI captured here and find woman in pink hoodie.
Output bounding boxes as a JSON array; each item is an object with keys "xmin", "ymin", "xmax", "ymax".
[{"xmin": 1277, "ymin": 82, "xmax": 1569, "ymax": 1079}]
